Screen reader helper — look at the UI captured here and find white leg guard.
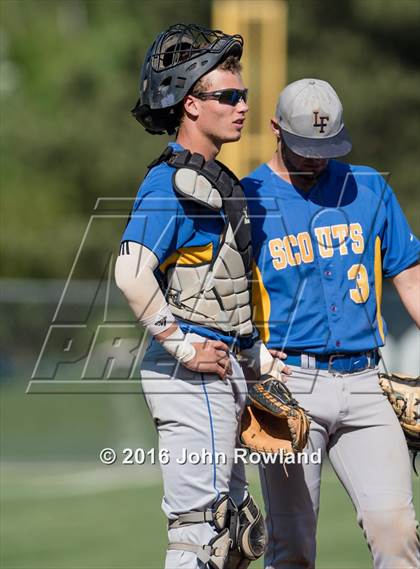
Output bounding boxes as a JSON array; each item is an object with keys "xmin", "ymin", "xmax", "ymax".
[
  {"xmin": 167, "ymin": 493, "xmax": 267, "ymax": 569},
  {"xmin": 168, "ymin": 528, "xmax": 232, "ymax": 569},
  {"xmin": 166, "ymin": 496, "xmax": 235, "ymax": 568},
  {"xmin": 166, "ymin": 493, "xmax": 267, "ymax": 568}
]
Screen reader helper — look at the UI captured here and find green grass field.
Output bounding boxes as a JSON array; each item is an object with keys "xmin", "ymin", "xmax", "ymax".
[
  {"xmin": 1, "ymin": 382, "xmax": 419, "ymax": 568},
  {"xmin": 1, "ymin": 462, "xmax": 384, "ymax": 569}
]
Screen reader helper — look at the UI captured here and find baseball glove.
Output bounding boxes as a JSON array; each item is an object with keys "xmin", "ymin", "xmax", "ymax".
[
  {"xmin": 379, "ymin": 373, "xmax": 420, "ymax": 460},
  {"xmin": 240, "ymin": 378, "xmax": 310, "ymax": 455}
]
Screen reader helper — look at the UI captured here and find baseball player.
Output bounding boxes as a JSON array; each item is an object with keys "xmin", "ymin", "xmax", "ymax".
[
  {"xmin": 115, "ymin": 24, "xmax": 287, "ymax": 569},
  {"xmin": 242, "ymin": 78, "xmax": 420, "ymax": 568}
]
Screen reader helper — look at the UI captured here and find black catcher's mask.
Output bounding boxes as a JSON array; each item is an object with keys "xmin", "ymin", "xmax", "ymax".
[{"xmin": 131, "ymin": 23, "xmax": 243, "ymax": 135}]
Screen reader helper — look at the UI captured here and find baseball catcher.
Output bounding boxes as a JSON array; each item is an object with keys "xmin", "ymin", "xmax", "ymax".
[{"xmin": 115, "ymin": 23, "xmax": 291, "ymax": 569}]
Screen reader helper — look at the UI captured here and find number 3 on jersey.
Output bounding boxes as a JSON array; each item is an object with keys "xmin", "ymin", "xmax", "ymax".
[{"xmin": 347, "ymin": 264, "xmax": 369, "ymax": 303}]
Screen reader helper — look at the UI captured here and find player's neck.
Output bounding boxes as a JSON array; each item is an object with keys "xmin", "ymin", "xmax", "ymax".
[
  {"xmin": 267, "ymin": 151, "xmax": 318, "ymax": 193},
  {"xmin": 176, "ymin": 125, "xmax": 220, "ymax": 162}
]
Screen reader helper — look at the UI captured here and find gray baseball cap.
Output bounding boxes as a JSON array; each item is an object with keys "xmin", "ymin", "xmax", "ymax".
[{"xmin": 275, "ymin": 78, "xmax": 352, "ymax": 159}]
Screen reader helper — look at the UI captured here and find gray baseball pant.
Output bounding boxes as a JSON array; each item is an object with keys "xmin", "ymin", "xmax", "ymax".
[
  {"xmin": 260, "ymin": 365, "xmax": 419, "ymax": 569},
  {"xmin": 141, "ymin": 333, "xmax": 248, "ymax": 569}
]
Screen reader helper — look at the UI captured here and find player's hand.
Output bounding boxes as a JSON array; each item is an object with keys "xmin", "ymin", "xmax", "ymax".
[
  {"xmin": 269, "ymin": 349, "xmax": 292, "ymax": 377},
  {"xmin": 183, "ymin": 340, "xmax": 232, "ymax": 380},
  {"xmin": 269, "ymin": 349, "xmax": 287, "ymax": 360}
]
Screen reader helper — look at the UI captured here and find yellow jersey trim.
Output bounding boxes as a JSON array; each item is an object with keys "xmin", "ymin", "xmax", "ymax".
[
  {"xmin": 159, "ymin": 243, "xmax": 213, "ymax": 273},
  {"xmin": 374, "ymin": 236, "xmax": 385, "ymax": 343},
  {"xmin": 252, "ymin": 262, "xmax": 271, "ymax": 343}
]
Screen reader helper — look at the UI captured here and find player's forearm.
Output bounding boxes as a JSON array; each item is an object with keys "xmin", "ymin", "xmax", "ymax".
[
  {"xmin": 115, "ymin": 242, "xmax": 172, "ymax": 329},
  {"xmin": 114, "ymin": 241, "xmax": 196, "ymax": 361},
  {"xmin": 391, "ymin": 263, "xmax": 420, "ymax": 328}
]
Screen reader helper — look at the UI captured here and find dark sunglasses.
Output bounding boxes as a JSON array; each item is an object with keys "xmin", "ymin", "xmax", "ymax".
[{"xmin": 194, "ymin": 88, "xmax": 248, "ymax": 106}]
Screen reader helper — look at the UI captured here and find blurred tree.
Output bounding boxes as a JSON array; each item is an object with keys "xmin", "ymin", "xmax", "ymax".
[
  {"xmin": 287, "ymin": 0, "xmax": 420, "ymax": 227},
  {"xmin": 1, "ymin": 0, "xmax": 211, "ymax": 278},
  {"xmin": 1, "ymin": 0, "xmax": 418, "ymax": 278}
]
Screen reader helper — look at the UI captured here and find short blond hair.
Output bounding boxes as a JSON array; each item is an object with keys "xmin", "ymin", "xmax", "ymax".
[{"xmin": 191, "ymin": 56, "xmax": 242, "ymax": 96}]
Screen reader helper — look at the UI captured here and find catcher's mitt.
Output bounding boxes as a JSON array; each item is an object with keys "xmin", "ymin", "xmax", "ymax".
[
  {"xmin": 240, "ymin": 378, "xmax": 310, "ymax": 455},
  {"xmin": 379, "ymin": 373, "xmax": 420, "ymax": 458}
]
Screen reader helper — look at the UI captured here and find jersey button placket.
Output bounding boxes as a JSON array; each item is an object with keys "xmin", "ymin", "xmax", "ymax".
[{"xmin": 322, "ymin": 265, "xmax": 340, "ymax": 350}]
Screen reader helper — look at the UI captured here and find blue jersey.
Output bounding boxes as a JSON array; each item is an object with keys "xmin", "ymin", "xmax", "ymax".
[
  {"xmin": 122, "ymin": 142, "xmax": 252, "ymax": 347},
  {"xmin": 242, "ymin": 161, "xmax": 419, "ymax": 353}
]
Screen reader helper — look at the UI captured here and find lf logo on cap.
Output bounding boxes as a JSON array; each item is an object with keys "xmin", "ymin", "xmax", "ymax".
[{"xmin": 313, "ymin": 111, "xmax": 329, "ymax": 133}]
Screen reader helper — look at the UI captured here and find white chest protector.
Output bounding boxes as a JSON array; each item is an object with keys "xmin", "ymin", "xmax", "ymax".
[{"xmin": 150, "ymin": 148, "xmax": 254, "ymax": 338}]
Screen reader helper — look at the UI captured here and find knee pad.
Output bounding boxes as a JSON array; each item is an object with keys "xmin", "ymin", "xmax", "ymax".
[
  {"xmin": 226, "ymin": 493, "xmax": 267, "ymax": 568},
  {"xmin": 167, "ymin": 495, "xmax": 234, "ymax": 568},
  {"xmin": 167, "ymin": 493, "xmax": 266, "ymax": 568}
]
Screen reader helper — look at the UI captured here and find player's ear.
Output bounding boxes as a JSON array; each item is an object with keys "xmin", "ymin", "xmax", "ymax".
[
  {"xmin": 183, "ymin": 95, "xmax": 200, "ymax": 119},
  {"xmin": 270, "ymin": 118, "xmax": 281, "ymax": 139}
]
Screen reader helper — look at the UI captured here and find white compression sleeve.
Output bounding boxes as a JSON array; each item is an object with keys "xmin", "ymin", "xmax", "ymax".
[{"xmin": 114, "ymin": 241, "xmax": 196, "ymax": 362}]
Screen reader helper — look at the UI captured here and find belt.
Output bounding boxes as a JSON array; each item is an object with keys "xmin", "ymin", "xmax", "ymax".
[
  {"xmin": 284, "ymin": 349, "xmax": 380, "ymax": 374},
  {"xmin": 177, "ymin": 320, "xmax": 256, "ymax": 350}
]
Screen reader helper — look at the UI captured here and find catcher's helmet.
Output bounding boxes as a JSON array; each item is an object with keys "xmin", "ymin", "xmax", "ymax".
[{"xmin": 132, "ymin": 23, "xmax": 243, "ymax": 135}]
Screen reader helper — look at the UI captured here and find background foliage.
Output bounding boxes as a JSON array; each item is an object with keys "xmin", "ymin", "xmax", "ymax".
[{"xmin": 1, "ymin": 0, "xmax": 419, "ymax": 278}]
